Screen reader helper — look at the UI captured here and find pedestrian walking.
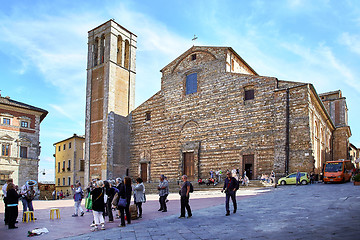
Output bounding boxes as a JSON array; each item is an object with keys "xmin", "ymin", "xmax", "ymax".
[
  {"xmin": 270, "ymin": 170, "xmax": 276, "ymax": 184},
  {"xmin": 115, "ymin": 178, "xmax": 123, "ymax": 218},
  {"xmin": 118, "ymin": 177, "xmax": 132, "ymax": 227},
  {"xmin": 158, "ymin": 175, "xmax": 169, "ymax": 212},
  {"xmin": 72, "ymin": 182, "xmax": 84, "ymax": 217},
  {"xmin": 52, "ymin": 190, "xmax": 56, "ymax": 200},
  {"xmin": 104, "ymin": 180, "xmax": 116, "ymax": 222},
  {"xmin": 2, "ymin": 178, "xmax": 13, "ymax": 225},
  {"xmin": 179, "ymin": 175, "xmax": 192, "ymax": 218},
  {"xmin": 6, "ymin": 183, "xmax": 20, "ymax": 229},
  {"xmin": 90, "ymin": 180, "xmax": 105, "ymax": 231},
  {"xmin": 218, "ymin": 169, "xmax": 223, "ymax": 182},
  {"xmin": 222, "ymin": 171, "xmax": 239, "ymax": 216},
  {"xmin": 310, "ymin": 172, "xmax": 315, "ymax": 184},
  {"xmin": 133, "ymin": 178, "xmax": 146, "ymax": 218},
  {"xmin": 296, "ymin": 170, "xmax": 301, "ymax": 185}
]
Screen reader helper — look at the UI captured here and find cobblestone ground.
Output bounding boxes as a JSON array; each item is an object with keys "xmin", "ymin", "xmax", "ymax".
[{"xmin": 64, "ymin": 182, "xmax": 360, "ymax": 240}]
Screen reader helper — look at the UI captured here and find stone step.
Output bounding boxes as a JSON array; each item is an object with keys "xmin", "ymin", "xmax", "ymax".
[{"xmin": 143, "ymin": 179, "xmax": 268, "ymax": 194}]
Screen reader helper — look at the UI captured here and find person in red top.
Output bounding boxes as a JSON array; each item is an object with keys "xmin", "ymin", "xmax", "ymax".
[{"xmin": 222, "ymin": 171, "xmax": 239, "ymax": 216}]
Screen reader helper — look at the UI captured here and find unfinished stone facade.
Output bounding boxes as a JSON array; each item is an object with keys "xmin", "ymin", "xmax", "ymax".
[
  {"xmin": 84, "ymin": 21, "xmax": 352, "ymax": 183},
  {"xmin": 0, "ymin": 95, "xmax": 47, "ymax": 188},
  {"xmin": 129, "ymin": 46, "xmax": 347, "ymax": 182},
  {"xmin": 85, "ymin": 20, "xmax": 136, "ymax": 181}
]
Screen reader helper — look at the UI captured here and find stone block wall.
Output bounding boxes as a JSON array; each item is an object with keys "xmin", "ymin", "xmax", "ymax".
[
  {"xmin": 129, "ymin": 46, "xmax": 342, "ymax": 181},
  {"xmin": 130, "ymin": 46, "xmax": 323, "ymax": 181}
]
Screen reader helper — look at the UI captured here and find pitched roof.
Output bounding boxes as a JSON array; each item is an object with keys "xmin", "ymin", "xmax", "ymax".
[
  {"xmin": 0, "ymin": 96, "xmax": 48, "ymax": 122},
  {"xmin": 160, "ymin": 46, "xmax": 258, "ymax": 75}
]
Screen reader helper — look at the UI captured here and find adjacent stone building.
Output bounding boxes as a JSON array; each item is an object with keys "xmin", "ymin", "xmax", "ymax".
[
  {"xmin": 349, "ymin": 143, "xmax": 359, "ymax": 168},
  {"xmin": 54, "ymin": 134, "xmax": 85, "ymax": 194},
  {"xmin": 85, "ymin": 20, "xmax": 352, "ymax": 183},
  {"xmin": 0, "ymin": 94, "xmax": 47, "ymax": 188}
]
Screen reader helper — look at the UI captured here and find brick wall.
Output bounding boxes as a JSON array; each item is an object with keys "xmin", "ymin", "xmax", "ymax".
[{"xmin": 129, "ymin": 46, "xmax": 333, "ymax": 181}]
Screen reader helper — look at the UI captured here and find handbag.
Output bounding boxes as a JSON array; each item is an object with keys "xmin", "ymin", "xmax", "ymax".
[
  {"xmin": 118, "ymin": 197, "xmax": 127, "ymax": 207},
  {"xmin": 112, "ymin": 192, "xmax": 119, "ymax": 207},
  {"xmin": 143, "ymin": 193, "xmax": 146, "ymax": 203},
  {"xmin": 85, "ymin": 193, "xmax": 92, "ymax": 210}
]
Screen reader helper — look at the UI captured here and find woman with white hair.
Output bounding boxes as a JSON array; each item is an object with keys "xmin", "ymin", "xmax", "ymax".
[{"xmin": 90, "ymin": 180, "xmax": 105, "ymax": 231}]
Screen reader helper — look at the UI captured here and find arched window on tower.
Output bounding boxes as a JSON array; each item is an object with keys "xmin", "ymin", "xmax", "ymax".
[
  {"xmin": 124, "ymin": 39, "xmax": 130, "ymax": 69},
  {"xmin": 117, "ymin": 35, "xmax": 123, "ymax": 66},
  {"xmin": 100, "ymin": 34, "xmax": 105, "ymax": 64},
  {"xmin": 93, "ymin": 37, "xmax": 99, "ymax": 67}
]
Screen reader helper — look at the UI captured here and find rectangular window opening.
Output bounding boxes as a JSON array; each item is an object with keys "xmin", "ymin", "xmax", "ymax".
[
  {"xmin": 191, "ymin": 54, "xmax": 196, "ymax": 61},
  {"xmin": 21, "ymin": 121, "xmax": 29, "ymax": 128},
  {"xmin": 145, "ymin": 111, "xmax": 151, "ymax": 121},
  {"xmin": 186, "ymin": 73, "xmax": 198, "ymax": 95},
  {"xmin": 80, "ymin": 159, "xmax": 85, "ymax": 171},
  {"xmin": 2, "ymin": 144, "xmax": 10, "ymax": 156},
  {"xmin": 245, "ymin": 89, "xmax": 254, "ymax": 101},
  {"xmin": 20, "ymin": 146, "xmax": 27, "ymax": 158},
  {"xmin": 3, "ymin": 118, "xmax": 10, "ymax": 125}
]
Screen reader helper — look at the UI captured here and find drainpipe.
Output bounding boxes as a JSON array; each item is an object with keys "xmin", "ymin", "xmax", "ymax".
[{"xmin": 285, "ymin": 88, "xmax": 290, "ymax": 175}]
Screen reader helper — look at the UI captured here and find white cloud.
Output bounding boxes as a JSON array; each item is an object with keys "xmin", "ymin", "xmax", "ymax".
[{"xmin": 340, "ymin": 32, "xmax": 360, "ymax": 56}]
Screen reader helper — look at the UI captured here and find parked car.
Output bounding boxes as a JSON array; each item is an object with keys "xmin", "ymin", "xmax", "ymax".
[{"xmin": 278, "ymin": 172, "xmax": 310, "ymax": 185}]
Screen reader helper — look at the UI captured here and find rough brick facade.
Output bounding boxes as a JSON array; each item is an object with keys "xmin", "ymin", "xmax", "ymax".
[
  {"xmin": 84, "ymin": 21, "xmax": 352, "ymax": 183},
  {"xmin": 129, "ymin": 46, "xmax": 347, "ymax": 181}
]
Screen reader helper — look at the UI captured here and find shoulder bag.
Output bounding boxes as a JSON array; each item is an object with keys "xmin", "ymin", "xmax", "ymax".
[{"xmin": 85, "ymin": 192, "xmax": 92, "ymax": 210}]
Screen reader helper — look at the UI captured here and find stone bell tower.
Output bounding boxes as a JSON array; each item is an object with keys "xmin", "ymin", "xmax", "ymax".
[{"xmin": 84, "ymin": 20, "xmax": 137, "ymax": 182}]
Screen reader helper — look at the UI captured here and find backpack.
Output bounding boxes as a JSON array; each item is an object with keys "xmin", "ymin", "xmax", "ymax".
[
  {"xmin": 189, "ymin": 182, "xmax": 194, "ymax": 193},
  {"xmin": 80, "ymin": 188, "xmax": 84, "ymax": 199}
]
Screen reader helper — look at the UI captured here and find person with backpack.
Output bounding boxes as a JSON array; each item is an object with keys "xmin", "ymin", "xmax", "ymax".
[
  {"xmin": 179, "ymin": 175, "xmax": 192, "ymax": 219},
  {"xmin": 72, "ymin": 181, "xmax": 84, "ymax": 217},
  {"xmin": 221, "ymin": 171, "xmax": 239, "ymax": 216}
]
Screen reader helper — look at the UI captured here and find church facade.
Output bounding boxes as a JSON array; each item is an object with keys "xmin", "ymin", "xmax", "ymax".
[{"xmin": 85, "ymin": 20, "xmax": 351, "ymax": 182}]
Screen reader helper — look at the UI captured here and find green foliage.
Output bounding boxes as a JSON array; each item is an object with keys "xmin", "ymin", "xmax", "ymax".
[{"xmin": 353, "ymin": 173, "xmax": 360, "ymax": 182}]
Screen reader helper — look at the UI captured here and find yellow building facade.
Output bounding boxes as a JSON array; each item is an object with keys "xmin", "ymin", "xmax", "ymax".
[{"xmin": 54, "ymin": 134, "xmax": 85, "ymax": 195}]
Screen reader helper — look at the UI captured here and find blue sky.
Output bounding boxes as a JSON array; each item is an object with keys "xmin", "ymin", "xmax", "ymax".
[{"xmin": 1, "ymin": 0, "xmax": 359, "ymax": 182}]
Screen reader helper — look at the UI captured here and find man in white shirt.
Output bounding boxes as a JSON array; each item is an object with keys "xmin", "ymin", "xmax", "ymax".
[{"xmin": 20, "ymin": 183, "xmax": 35, "ymax": 220}]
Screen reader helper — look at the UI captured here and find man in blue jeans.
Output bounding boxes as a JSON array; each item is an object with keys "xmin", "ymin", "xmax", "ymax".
[{"xmin": 222, "ymin": 171, "xmax": 239, "ymax": 216}]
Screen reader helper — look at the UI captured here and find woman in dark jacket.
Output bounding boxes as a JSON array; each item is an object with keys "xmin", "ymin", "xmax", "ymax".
[
  {"xmin": 117, "ymin": 177, "xmax": 132, "ymax": 227},
  {"xmin": 104, "ymin": 180, "xmax": 116, "ymax": 222},
  {"xmin": 90, "ymin": 180, "xmax": 105, "ymax": 231},
  {"xmin": 6, "ymin": 183, "xmax": 20, "ymax": 229}
]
